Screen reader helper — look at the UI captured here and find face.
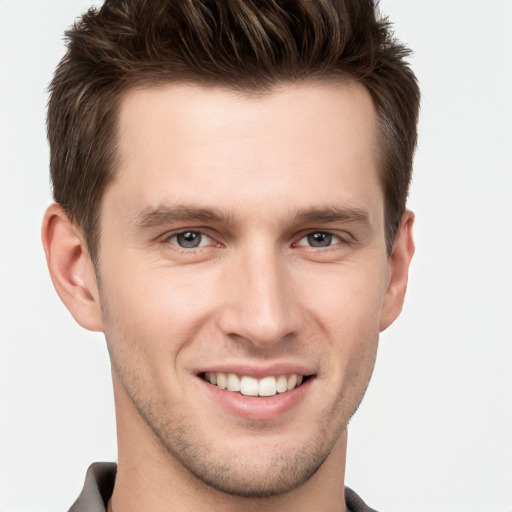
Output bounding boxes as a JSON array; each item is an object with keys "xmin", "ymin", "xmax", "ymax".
[{"xmin": 96, "ymin": 82, "xmax": 398, "ymax": 496}]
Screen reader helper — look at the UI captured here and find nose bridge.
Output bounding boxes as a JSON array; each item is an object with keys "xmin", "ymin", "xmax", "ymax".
[{"xmin": 220, "ymin": 240, "xmax": 298, "ymax": 347}]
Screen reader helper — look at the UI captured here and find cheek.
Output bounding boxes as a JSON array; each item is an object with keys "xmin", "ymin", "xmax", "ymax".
[
  {"xmin": 101, "ymin": 259, "xmax": 211, "ymax": 323},
  {"xmin": 98, "ymin": 261, "xmax": 221, "ymax": 371},
  {"xmin": 298, "ymin": 262, "xmax": 386, "ymax": 382},
  {"xmin": 300, "ymin": 261, "xmax": 388, "ymax": 333}
]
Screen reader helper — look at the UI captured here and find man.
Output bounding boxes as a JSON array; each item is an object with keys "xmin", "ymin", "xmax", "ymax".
[{"xmin": 41, "ymin": 0, "xmax": 419, "ymax": 511}]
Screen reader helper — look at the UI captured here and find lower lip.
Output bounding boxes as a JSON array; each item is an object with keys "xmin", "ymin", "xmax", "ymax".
[{"xmin": 198, "ymin": 377, "xmax": 312, "ymax": 421}]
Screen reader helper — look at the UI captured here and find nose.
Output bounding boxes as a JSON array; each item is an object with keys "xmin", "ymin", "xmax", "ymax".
[{"xmin": 217, "ymin": 245, "xmax": 301, "ymax": 349}]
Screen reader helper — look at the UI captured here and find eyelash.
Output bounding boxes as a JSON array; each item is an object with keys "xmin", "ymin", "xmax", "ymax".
[
  {"xmin": 292, "ymin": 231, "xmax": 345, "ymax": 249},
  {"xmin": 163, "ymin": 229, "xmax": 348, "ymax": 251},
  {"xmin": 166, "ymin": 230, "xmax": 217, "ymax": 250}
]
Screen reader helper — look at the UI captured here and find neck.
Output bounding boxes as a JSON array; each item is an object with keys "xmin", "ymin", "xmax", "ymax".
[{"xmin": 110, "ymin": 377, "xmax": 348, "ymax": 512}]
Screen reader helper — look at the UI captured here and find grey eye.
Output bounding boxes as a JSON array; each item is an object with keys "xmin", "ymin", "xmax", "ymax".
[
  {"xmin": 307, "ymin": 232, "xmax": 333, "ymax": 247},
  {"xmin": 175, "ymin": 231, "xmax": 202, "ymax": 248}
]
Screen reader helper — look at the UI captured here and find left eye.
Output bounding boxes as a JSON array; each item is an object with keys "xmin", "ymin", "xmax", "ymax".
[
  {"xmin": 169, "ymin": 231, "xmax": 212, "ymax": 249},
  {"xmin": 295, "ymin": 232, "xmax": 341, "ymax": 248}
]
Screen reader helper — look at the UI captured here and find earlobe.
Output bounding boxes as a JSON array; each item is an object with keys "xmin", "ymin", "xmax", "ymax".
[
  {"xmin": 379, "ymin": 210, "xmax": 415, "ymax": 332},
  {"xmin": 41, "ymin": 203, "xmax": 104, "ymax": 332}
]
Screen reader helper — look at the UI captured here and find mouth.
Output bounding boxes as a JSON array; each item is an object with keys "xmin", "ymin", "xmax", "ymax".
[{"xmin": 200, "ymin": 372, "xmax": 309, "ymax": 397}]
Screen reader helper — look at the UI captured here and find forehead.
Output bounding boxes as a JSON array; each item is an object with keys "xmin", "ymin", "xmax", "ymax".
[
  {"xmin": 116, "ymin": 81, "xmax": 377, "ymax": 158},
  {"xmin": 108, "ymin": 81, "xmax": 382, "ymax": 227}
]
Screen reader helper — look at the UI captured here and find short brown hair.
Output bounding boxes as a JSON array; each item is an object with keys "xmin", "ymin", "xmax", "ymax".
[{"xmin": 48, "ymin": 0, "xmax": 420, "ymax": 260}]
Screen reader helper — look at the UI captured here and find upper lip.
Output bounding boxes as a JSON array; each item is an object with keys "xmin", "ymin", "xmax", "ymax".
[{"xmin": 195, "ymin": 361, "xmax": 316, "ymax": 379}]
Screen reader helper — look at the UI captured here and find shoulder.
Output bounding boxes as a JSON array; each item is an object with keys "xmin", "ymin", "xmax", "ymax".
[
  {"xmin": 345, "ymin": 486, "xmax": 380, "ymax": 512},
  {"xmin": 68, "ymin": 463, "xmax": 117, "ymax": 512}
]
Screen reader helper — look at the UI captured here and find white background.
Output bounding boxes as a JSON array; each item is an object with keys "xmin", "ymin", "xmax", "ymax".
[{"xmin": 1, "ymin": 1, "xmax": 511, "ymax": 510}]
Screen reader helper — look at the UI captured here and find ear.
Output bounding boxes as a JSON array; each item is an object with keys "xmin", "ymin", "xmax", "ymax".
[
  {"xmin": 380, "ymin": 210, "xmax": 415, "ymax": 332},
  {"xmin": 41, "ymin": 203, "xmax": 104, "ymax": 332}
]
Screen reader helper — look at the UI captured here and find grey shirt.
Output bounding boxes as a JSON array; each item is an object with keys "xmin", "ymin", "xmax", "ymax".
[{"xmin": 68, "ymin": 462, "xmax": 379, "ymax": 512}]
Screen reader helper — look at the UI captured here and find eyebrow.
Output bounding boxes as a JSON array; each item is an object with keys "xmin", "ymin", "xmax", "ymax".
[
  {"xmin": 292, "ymin": 205, "xmax": 370, "ymax": 226},
  {"xmin": 132, "ymin": 203, "xmax": 371, "ymax": 230},
  {"xmin": 132, "ymin": 204, "xmax": 236, "ymax": 229}
]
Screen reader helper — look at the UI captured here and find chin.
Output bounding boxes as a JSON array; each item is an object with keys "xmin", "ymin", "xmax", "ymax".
[
  {"xmin": 152, "ymin": 419, "xmax": 339, "ymax": 498},
  {"xmin": 182, "ymin": 448, "xmax": 329, "ymax": 498}
]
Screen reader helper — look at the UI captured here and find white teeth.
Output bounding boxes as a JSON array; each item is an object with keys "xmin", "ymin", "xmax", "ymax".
[
  {"xmin": 287, "ymin": 374, "xmax": 297, "ymax": 390},
  {"xmin": 240, "ymin": 376, "xmax": 259, "ymax": 396},
  {"xmin": 217, "ymin": 372, "xmax": 227, "ymax": 389},
  {"xmin": 227, "ymin": 373, "xmax": 241, "ymax": 392},
  {"xmin": 258, "ymin": 376, "xmax": 277, "ymax": 396},
  {"xmin": 205, "ymin": 372, "xmax": 305, "ymax": 396},
  {"xmin": 276, "ymin": 375, "xmax": 288, "ymax": 393}
]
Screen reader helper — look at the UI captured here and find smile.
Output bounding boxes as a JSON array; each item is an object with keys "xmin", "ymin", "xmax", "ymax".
[{"xmin": 202, "ymin": 372, "xmax": 305, "ymax": 397}]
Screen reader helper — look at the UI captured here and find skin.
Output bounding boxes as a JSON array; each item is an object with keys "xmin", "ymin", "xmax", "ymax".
[{"xmin": 42, "ymin": 82, "xmax": 414, "ymax": 512}]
